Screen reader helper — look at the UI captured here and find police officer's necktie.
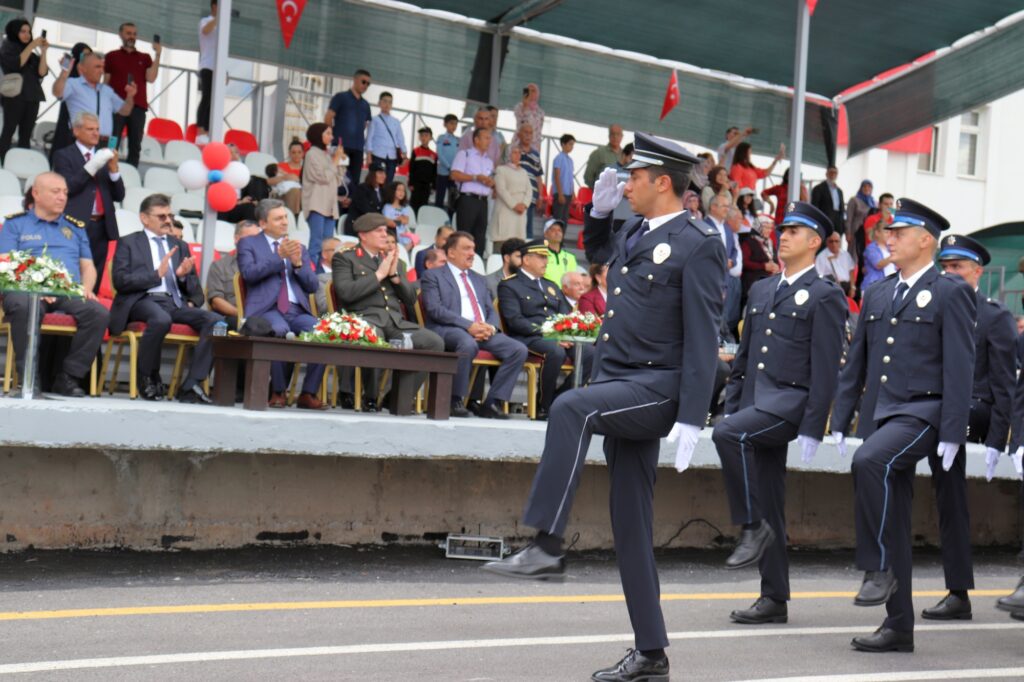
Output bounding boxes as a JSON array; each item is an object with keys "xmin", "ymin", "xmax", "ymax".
[
  {"xmin": 891, "ymin": 281, "xmax": 909, "ymax": 315},
  {"xmin": 272, "ymin": 241, "xmax": 290, "ymax": 314},
  {"xmin": 777, "ymin": 279, "xmax": 790, "ymax": 293},
  {"xmin": 624, "ymin": 220, "xmax": 650, "ymax": 257},
  {"xmin": 152, "ymin": 236, "xmax": 182, "ymax": 308}
]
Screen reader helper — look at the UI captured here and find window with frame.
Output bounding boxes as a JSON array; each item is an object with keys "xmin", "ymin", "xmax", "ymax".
[
  {"xmin": 917, "ymin": 125, "xmax": 940, "ymax": 173},
  {"xmin": 958, "ymin": 111, "xmax": 981, "ymax": 177}
]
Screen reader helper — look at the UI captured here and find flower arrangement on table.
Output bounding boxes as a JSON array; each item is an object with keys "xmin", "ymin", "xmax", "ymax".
[
  {"xmin": 0, "ymin": 250, "xmax": 84, "ymax": 297},
  {"xmin": 541, "ymin": 311, "xmax": 602, "ymax": 342},
  {"xmin": 299, "ymin": 311, "xmax": 386, "ymax": 347}
]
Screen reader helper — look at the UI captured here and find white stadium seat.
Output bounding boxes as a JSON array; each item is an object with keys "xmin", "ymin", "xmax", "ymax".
[
  {"xmin": 120, "ymin": 187, "xmax": 152, "ymax": 214},
  {"xmin": 118, "ymin": 163, "xmax": 142, "ymax": 189},
  {"xmin": 139, "ymin": 136, "xmax": 164, "ymax": 164},
  {"xmin": 214, "ymin": 220, "xmax": 236, "ymax": 253},
  {"xmin": 0, "ymin": 194, "xmax": 25, "ymax": 220},
  {"xmin": 485, "ymin": 254, "xmax": 502, "ymax": 274},
  {"xmin": 163, "ymin": 140, "xmax": 202, "ymax": 166},
  {"xmin": 0, "ymin": 169, "xmax": 22, "ymax": 196},
  {"xmin": 144, "ymin": 167, "xmax": 185, "ymax": 194},
  {"xmin": 416, "ymin": 205, "xmax": 450, "ymax": 231},
  {"xmin": 115, "ymin": 209, "xmax": 145, "ymax": 236},
  {"xmin": 170, "ymin": 192, "xmax": 205, "ymax": 215},
  {"xmin": 3, "ymin": 148, "xmax": 49, "ymax": 180},
  {"xmin": 244, "ymin": 152, "xmax": 278, "ymax": 179}
]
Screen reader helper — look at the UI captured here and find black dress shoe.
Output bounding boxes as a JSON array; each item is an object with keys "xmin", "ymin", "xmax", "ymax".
[
  {"xmin": 481, "ymin": 544, "xmax": 565, "ymax": 581},
  {"xmin": 177, "ymin": 385, "xmax": 213, "ymax": 405},
  {"xmin": 591, "ymin": 648, "xmax": 669, "ymax": 682},
  {"xmin": 339, "ymin": 393, "xmax": 355, "ymax": 410},
  {"xmin": 922, "ymin": 592, "xmax": 972, "ymax": 620},
  {"xmin": 726, "ymin": 520, "xmax": 775, "ymax": 570},
  {"xmin": 140, "ymin": 377, "xmax": 162, "ymax": 401},
  {"xmin": 1011, "ymin": 612, "xmax": 1024, "ymax": 621},
  {"xmin": 855, "ymin": 567, "xmax": 897, "ymax": 606},
  {"xmin": 466, "ymin": 399, "xmax": 482, "ymax": 415},
  {"xmin": 450, "ymin": 400, "xmax": 471, "ymax": 418},
  {"xmin": 730, "ymin": 596, "xmax": 788, "ymax": 624},
  {"xmin": 477, "ymin": 401, "xmax": 509, "ymax": 419},
  {"xmin": 996, "ymin": 576, "xmax": 1024, "ymax": 613},
  {"xmin": 535, "ymin": 408, "xmax": 549, "ymax": 421},
  {"xmin": 51, "ymin": 371, "xmax": 85, "ymax": 398},
  {"xmin": 851, "ymin": 626, "xmax": 914, "ymax": 653},
  {"xmin": 362, "ymin": 398, "xmax": 378, "ymax": 413}
]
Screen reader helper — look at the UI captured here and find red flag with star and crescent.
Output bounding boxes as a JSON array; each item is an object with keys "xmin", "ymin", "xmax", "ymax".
[
  {"xmin": 276, "ymin": 0, "xmax": 308, "ymax": 48},
  {"xmin": 660, "ymin": 69, "xmax": 680, "ymax": 120}
]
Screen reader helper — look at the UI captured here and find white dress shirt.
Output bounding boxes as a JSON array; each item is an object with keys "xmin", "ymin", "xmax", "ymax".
[
  {"xmin": 447, "ymin": 262, "xmax": 480, "ymax": 322},
  {"xmin": 894, "ymin": 262, "xmax": 931, "ymax": 299},
  {"xmin": 265, "ymin": 233, "xmax": 298, "ymax": 304},
  {"xmin": 144, "ymin": 228, "xmax": 171, "ymax": 294},
  {"xmin": 779, "ymin": 262, "xmax": 816, "ymax": 287},
  {"xmin": 709, "ymin": 216, "xmax": 743, "ymax": 278}
]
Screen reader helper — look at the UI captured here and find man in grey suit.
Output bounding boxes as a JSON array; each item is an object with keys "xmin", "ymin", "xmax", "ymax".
[{"xmin": 420, "ymin": 231, "xmax": 528, "ymax": 419}]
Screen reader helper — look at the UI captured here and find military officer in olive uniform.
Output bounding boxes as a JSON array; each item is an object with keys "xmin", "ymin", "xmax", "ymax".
[
  {"xmin": 713, "ymin": 202, "xmax": 846, "ymax": 625},
  {"xmin": 497, "ymin": 240, "xmax": 594, "ymax": 418},
  {"xmin": 0, "ymin": 172, "xmax": 109, "ymax": 397},
  {"xmin": 483, "ymin": 134, "xmax": 726, "ymax": 682},
  {"xmin": 831, "ymin": 199, "xmax": 976, "ymax": 653},
  {"xmin": 915, "ymin": 235, "xmax": 1017, "ymax": 621},
  {"xmin": 332, "ymin": 213, "xmax": 444, "ymax": 408}
]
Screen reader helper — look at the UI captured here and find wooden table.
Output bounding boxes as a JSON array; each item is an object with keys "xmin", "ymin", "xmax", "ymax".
[{"xmin": 211, "ymin": 336, "xmax": 459, "ymax": 419}]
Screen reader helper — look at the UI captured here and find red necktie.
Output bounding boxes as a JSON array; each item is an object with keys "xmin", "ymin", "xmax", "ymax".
[
  {"xmin": 83, "ymin": 151, "xmax": 104, "ymax": 217},
  {"xmin": 273, "ymin": 241, "xmax": 289, "ymax": 314},
  {"xmin": 461, "ymin": 271, "xmax": 483, "ymax": 323}
]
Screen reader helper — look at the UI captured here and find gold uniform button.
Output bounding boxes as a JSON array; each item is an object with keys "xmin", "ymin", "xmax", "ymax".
[
  {"xmin": 761, "ymin": 346, "xmax": 768, "ymax": 354},
  {"xmin": 765, "ymin": 329, "xmax": 772, "ymax": 336},
  {"xmin": 602, "ymin": 333, "xmax": 609, "ymax": 341},
  {"xmin": 768, "ymin": 313, "xmax": 776, "ymax": 320},
  {"xmin": 607, "ymin": 310, "xmax": 614, "ymax": 318},
  {"xmin": 886, "ymin": 337, "xmax": 895, "ymax": 345},
  {"xmin": 880, "ymin": 375, "xmax": 888, "ymax": 383},
  {"xmin": 613, "ymin": 287, "xmax": 621, "ymax": 295},
  {"xmin": 621, "ymin": 266, "xmax": 629, "ymax": 275},
  {"xmin": 882, "ymin": 355, "xmax": 890, "ymax": 363},
  {"xmin": 757, "ymin": 362, "xmax": 765, "ymax": 370}
]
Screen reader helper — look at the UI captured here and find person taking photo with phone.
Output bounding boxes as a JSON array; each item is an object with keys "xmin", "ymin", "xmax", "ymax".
[
  {"xmin": 104, "ymin": 22, "xmax": 161, "ymax": 167},
  {"xmin": 0, "ymin": 17, "xmax": 48, "ymax": 163}
]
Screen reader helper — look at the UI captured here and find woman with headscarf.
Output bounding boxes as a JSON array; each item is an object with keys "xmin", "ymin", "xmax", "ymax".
[
  {"xmin": 301, "ymin": 122, "xmax": 347, "ymax": 271},
  {"xmin": 682, "ymin": 189, "xmax": 703, "ymax": 220},
  {"xmin": 845, "ymin": 179, "xmax": 875, "ymax": 269},
  {"xmin": 48, "ymin": 42, "xmax": 90, "ymax": 160},
  {"xmin": 0, "ymin": 18, "xmax": 48, "ymax": 162},
  {"xmin": 739, "ymin": 216, "xmax": 779, "ymax": 301}
]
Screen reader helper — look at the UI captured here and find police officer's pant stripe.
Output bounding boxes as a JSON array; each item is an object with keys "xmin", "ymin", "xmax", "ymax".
[
  {"xmin": 738, "ymin": 421, "xmax": 788, "ymax": 525},
  {"xmin": 877, "ymin": 425, "xmax": 932, "ymax": 570},
  {"xmin": 548, "ymin": 399, "xmax": 672, "ymax": 535}
]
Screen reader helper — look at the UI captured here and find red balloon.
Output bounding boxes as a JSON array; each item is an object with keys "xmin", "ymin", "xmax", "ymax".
[
  {"xmin": 206, "ymin": 181, "xmax": 238, "ymax": 212},
  {"xmin": 202, "ymin": 142, "xmax": 232, "ymax": 171}
]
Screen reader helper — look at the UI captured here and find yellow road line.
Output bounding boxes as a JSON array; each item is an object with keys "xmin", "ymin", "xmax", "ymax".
[{"xmin": 0, "ymin": 589, "xmax": 1010, "ymax": 622}]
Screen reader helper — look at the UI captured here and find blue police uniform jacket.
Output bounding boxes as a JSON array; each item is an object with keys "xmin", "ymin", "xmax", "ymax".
[
  {"xmin": 0, "ymin": 210, "xmax": 91, "ymax": 284},
  {"xmin": 497, "ymin": 272, "xmax": 572, "ymax": 340},
  {"xmin": 588, "ymin": 211, "xmax": 726, "ymax": 426},
  {"xmin": 724, "ymin": 267, "xmax": 847, "ymax": 439},
  {"xmin": 970, "ymin": 291, "xmax": 1017, "ymax": 450},
  {"xmin": 832, "ymin": 267, "xmax": 976, "ymax": 443}
]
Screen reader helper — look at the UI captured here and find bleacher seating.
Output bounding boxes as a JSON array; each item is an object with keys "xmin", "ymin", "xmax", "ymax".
[
  {"xmin": 0, "ymin": 169, "xmax": 22, "ymax": 196},
  {"xmin": 32, "ymin": 121, "xmax": 56, "ymax": 150},
  {"xmin": 118, "ymin": 163, "xmax": 142, "ymax": 189},
  {"xmin": 185, "ymin": 124, "xmax": 198, "ymax": 143},
  {"xmin": 3, "ymin": 148, "xmax": 48, "ymax": 180},
  {"xmin": 144, "ymin": 167, "xmax": 185, "ymax": 194},
  {"xmin": 140, "ymin": 136, "xmax": 164, "ymax": 165},
  {"xmin": 119, "ymin": 187, "xmax": 151, "ymax": 213},
  {"xmin": 416, "ymin": 205, "xmax": 449, "ymax": 231},
  {"xmin": 114, "ymin": 209, "xmax": 145, "ymax": 236},
  {"xmin": 0, "ymin": 195, "xmax": 25, "ymax": 220},
  {"xmin": 163, "ymin": 140, "xmax": 202, "ymax": 165},
  {"xmin": 213, "ymin": 220, "xmax": 236, "ymax": 253},
  {"xmin": 170, "ymin": 192, "xmax": 204, "ymax": 216},
  {"xmin": 244, "ymin": 152, "xmax": 277, "ymax": 179},
  {"xmin": 224, "ymin": 129, "xmax": 259, "ymax": 155},
  {"xmin": 146, "ymin": 118, "xmax": 184, "ymax": 144},
  {"xmin": 485, "ymin": 254, "xmax": 502, "ymax": 274}
]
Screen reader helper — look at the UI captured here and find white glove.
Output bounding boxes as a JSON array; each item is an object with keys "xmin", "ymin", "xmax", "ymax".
[
  {"xmin": 798, "ymin": 435, "xmax": 820, "ymax": 464},
  {"xmin": 832, "ymin": 431, "xmax": 847, "ymax": 458},
  {"xmin": 590, "ymin": 167, "xmax": 625, "ymax": 217},
  {"xmin": 666, "ymin": 422, "xmax": 701, "ymax": 473},
  {"xmin": 937, "ymin": 442, "xmax": 959, "ymax": 471},
  {"xmin": 985, "ymin": 447, "xmax": 1001, "ymax": 482},
  {"xmin": 1014, "ymin": 447, "xmax": 1024, "ymax": 479},
  {"xmin": 84, "ymin": 147, "xmax": 114, "ymax": 176}
]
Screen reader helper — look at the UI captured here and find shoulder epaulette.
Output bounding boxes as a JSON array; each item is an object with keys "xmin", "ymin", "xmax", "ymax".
[
  {"xmin": 689, "ymin": 218, "xmax": 718, "ymax": 237},
  {"xmin": 501, "ymin": 273, "xmax": 517, "ymax": 281},
  {"xmin": 63, "ymin": 214, "xmax": 85, "ymax": 228},
  {"xmin": 4, "ymin": 210, "xmax": 25, "ymax": 220}
]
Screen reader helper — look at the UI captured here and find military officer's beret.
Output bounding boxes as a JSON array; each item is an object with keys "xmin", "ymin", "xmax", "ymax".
[
  {"xmin": 518, "ymin": 239, "xmax": 549, "ymax": 257},
  {"xmin": 937, "ymin": 233, "xmax": 991, "ymax": 266},
  {"xmin": 624, "ymin": 132, "xmax": 699, "ymax": 175},
  {"xmin": 353, "ymin": 212, "xmax": 388, "ymax": 233},
  {"xmin": 887, "ymin": 198, "xmax": 949, "ymax": 238},
  {"xmin": 778, "ymin": 201, "xmax": 834, "ymax": 242}
]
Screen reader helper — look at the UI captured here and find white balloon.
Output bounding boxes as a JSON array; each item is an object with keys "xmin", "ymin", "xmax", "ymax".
[
  {"xmin": 177, "ymin": 159, "xmax": 209, "ymax": 190},
  {"xmin": 222, "ymin": 161, "xmax": 251, "ymax": 190}
]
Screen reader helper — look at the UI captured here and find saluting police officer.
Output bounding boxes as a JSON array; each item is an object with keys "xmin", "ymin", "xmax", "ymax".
[
  {"xmin": 0, "ymin": 172, "xmax": 109, "ymax": 397},
  {"xmin": 712, "ymin": 202, "xmax": 846, "ymax": 625},
  {"xmin": 497, "ymin": 240, "xmax": 593, "ymax": 419},
  {"xmin": 483, "ymin": 134, "xmax": 726, "ymax": 681},
  {"xmin": 831, "ymin": 199, "xmax": 976, "ymax": 653},
  {"xmin": 917, "ymin": 235, "xmax": 1017, "ymax": 621}
]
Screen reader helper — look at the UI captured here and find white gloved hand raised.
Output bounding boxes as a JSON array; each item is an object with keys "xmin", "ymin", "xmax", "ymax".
[
  {"xmin": 590, "ymin": 167, "xmax": 625, "ymax": 217},
  {"xmin": 937, "ymin": 442, "xmax": 959, "ymax": 471},
  {"xmin": 831, "ymin": 431, "xmax": 847, "ymax": 458},
  {"xmin": 84, "ymin": 147, "xmax": 114, "ymax": 176},
  {"xmin": 1014, "ymin": 446, "xmax": 1024, "ymax": 479},
  {"xmin": 798, "ymin": 435, "xmax": 820, "ymax": 464},
  {"xmin": 666, "ymin": 422, "xmax": 701, "ymax": 473},
  {"xmin": 985, "ymin": 447, "xmax": 1001, "ymax": 482}
]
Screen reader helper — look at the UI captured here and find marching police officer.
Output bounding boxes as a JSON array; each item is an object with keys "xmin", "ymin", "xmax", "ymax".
[
  {"xmin": 919, "ymin": 235, "xmax": 1017, "ymax": 621},
  {"xmin": 831, "ymin": 199, "xmax": 976, "ymax": 653},
  {"xmin": 712, "ymin": 202, "xmax": 846, "ymax": 625},
  {"xmin": 497, "ymin": 240, "xmax": 594, "ymax": 419},
  {"xmin": 994, "ymin": 323, "xmax": 1024, "ymax": 621},
  {"xmin": 0, "ymin": 172, "xmax": 109, "ymax": 397},
  {"xmin": 483, "ymin": 133, "xmax": 726, "ymax": 681}
]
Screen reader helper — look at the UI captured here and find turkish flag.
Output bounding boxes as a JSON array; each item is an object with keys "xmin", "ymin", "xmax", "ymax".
[
  {"xmin": 276, "ymin": 0, "xmax": 308, "ymax": 48},
  {"xmin": 807, "ymin": 0, "xmax": 819, "ymax": 16},
  {"xmin": 660, "ymin": 69, "xmax": 680, "ymax": 120}
]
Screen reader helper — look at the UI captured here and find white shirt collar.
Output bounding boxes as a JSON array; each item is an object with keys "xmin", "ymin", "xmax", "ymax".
[
  {"xmin": 76, "ymin": 141, "xmax": 96, "ymax": 156},
  {"xmin": 447, "ymin": 262, "xmax": 470, "ymax": 278},
  {"xmin": 645, "ymin": 210, "xmax": 685, "ymax": 232},
  {"xmin": 143, "ymin": 227, "xmax": 165, "ymax": 241},
  {"xmin": 521, "ymin": 270, "xmax": 540, "ymax": 282},
  {"xmin": 897, "ymin": 263, "xmax": 932, "ymax": 291},
  {"xmin": 781, "ymin": 263, "xmax": 816, "ymax": 286}
]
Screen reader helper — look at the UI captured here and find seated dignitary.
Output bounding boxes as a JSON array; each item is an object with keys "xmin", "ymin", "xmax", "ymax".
[
  {"xmin": 237, "ymin": 198, "xmax": 326, "ymax": 410},
  {"xmin": 497, "ymin": 239, "xmax": 594, "ymax": 419},
  {"xmin": 0, "ymin": 172, "xmax": 109, "ymax": 396},
  {"xmin": 484, "ymin": 237, "xmax": 524, "ymax": 300},
  {"xmin": 712, "ymin": 202, "xmax": 846, "ymax": 624},
  {"xmin": 333, "ymin": 212, "xmax": 443, "ymax": 409},
  {"xmin": 830, "ymin": 199, "xmax": 975, "ymax": 653},
  {"xmin": 109, "ymin": 194, "xmax": 223, "ymax": 403},
  {"xmin": 921, "ymin": 234, "xmax": 1017, "ymax": 621},
  {"xmin": 315, "ymin": 236, "xmax": 342, "ymax": 315},
  {"xmin": 206, "ymin": 220, "xmax": 262, "ymax": 329},
  {"xmin": 420, "ymin": 230, "xmax": 528, "ymax": 419}
]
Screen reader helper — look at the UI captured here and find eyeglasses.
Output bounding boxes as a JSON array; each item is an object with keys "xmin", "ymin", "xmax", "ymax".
[
  {"xmin": 149, "ymin": 212, "xmax": 173, "ymax": 222},
  {"xmin": 358, "ymin": 79, "xmax": 370, "ymax": 85}
]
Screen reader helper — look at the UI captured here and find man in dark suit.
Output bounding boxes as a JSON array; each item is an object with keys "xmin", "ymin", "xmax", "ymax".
[
  {"xmin": 420, "ymin": 230, "xmax": 527, "ymax": 419},
  {"xmin": 497, "ymin": 241, "xmax": 594, "ymax": 419},
  {"xmin": 109, "ymin": 193, "xmax": 222, "ymax": 403},
  {"xmin": 831, "ymin": 199, "xmax": 976, "ymax": 653},
  {"xmin": 918, "ymin": 234, "xmax": 1017, "ymax": 621},
  {"xmin": 996, "ymin": 335, "xmax": 1024, "ymax": 621},
  {"xmin": 810, "ymin": 166, "xmax": 844, "ymax": 246},
  {"xmin": 483, "ymin": 134, "xmax": 726, "ymax": 681},
  {"xmin": 237, "ymin": 198, "xmax": 326, "ymax": 410},
  {"xmin": 52, "ymin": 111, "xmax": 125, "ymax": 293},
  {"xmin": 713, "ymin": 202, "xmax": 846, "ymax": 625}
]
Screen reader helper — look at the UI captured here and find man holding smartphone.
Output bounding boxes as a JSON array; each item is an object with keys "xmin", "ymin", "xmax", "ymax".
[{"xmin": 104, "ymin": 22, "xmax": 161, "ymax": 167}]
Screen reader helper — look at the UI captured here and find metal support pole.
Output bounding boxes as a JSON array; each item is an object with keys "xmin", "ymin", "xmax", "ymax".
[
  {"xmin": 267, "ymin": 77, "xmax": 288, "ymax": 158},
  {"xmin": 489, "ymin": 29, "xmax": 502, "ymax": 106},
  {"xmin": 200, "ymin": 0, "xmax": 233, "ymax": 288},
  {"xmin": 20, "ymin": 293, "xmax": 41, "ymax": 400},
  {"xmin": 23, "ymin": 0, "xmax": 33, "ymax": 23},
  {"xmin": 787, "ymin": 0, "xmax": 810, "ymax": 204}
]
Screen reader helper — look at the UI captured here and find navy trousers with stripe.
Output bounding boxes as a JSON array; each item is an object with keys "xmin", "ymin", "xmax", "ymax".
[
  {"xmin": 852, "ymin": 415, "xmax": 937, "ymax": 633},
  {"xmin": 522, "ymin": 380, "xmax": 678, "ymax": 651},
  {"xmin": 713, "ymin": 407, "xmax": 799, "ymax": 602}
]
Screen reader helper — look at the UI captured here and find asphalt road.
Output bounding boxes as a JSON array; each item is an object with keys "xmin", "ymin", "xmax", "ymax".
[{"xmin": 0, "ymin": 546, "xmax": 1022, "ymax": 681}]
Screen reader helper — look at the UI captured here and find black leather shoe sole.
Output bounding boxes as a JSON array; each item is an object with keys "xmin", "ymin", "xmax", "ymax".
[
  {"xmin": 725, "ymin": 524, "xmax": 775, "ymax": 571},
  {"xmin": 854, "ymin": 581, "xmax": 897, "ymax": 607},
  {"xmin": 730, "ymin": 610, "xmax": 788, "ymax": 625},
  {"xmin": 995, "ymin": 599, "xmax": 1024, "ymax": 614},
  {"xmin": 851, "ymin": 636, "xmax": 914, "ymax": 653},
  {"xmin": 480, "ymin": 563, "xmax": 565, "ymax": 582},
  {"xmin": 921, "ymin": 607, "xmax": 972, "ymax": 620}
]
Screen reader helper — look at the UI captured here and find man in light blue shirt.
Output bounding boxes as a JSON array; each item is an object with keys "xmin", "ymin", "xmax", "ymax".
[
  {"xmin": 60, "ymin": 53, "xmax": 136, "ymax": 140},
  {"xmin": 551, "ymin": 134, "xmax": 576, "ymax": 224},
  {"xmin": 365, "ymin": 91, "xmax": 407, "ymax": 185},
  {"xmin": 434, "ymin": 113, "xmax": 460, "ymax": 211}
]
